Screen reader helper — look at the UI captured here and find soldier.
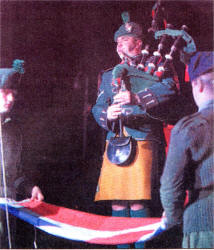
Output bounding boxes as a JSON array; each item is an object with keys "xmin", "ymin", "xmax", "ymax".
[
  {"xmin": 0, "ymin": 61, "xmax": 44, "ymax": 248},
  {"xmin": 160, "ymin": 51, "xmax": 214, "ymax": 248},
  {"xmin": 92, "ymin": 12, "xmax": 178, "ymax": 248}
]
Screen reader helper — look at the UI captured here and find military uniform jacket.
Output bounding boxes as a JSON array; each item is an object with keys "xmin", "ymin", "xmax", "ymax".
[
  {"xmin": 160, "ymin": 100, "xmax": 214, "ymax": 234},
  {"xmin": 0, "ymin": 115, "xmax": 33, "ymax": 199},
  {"xmin": 92, "ymin": 65, "xmax": 177, "ymax": 144}
]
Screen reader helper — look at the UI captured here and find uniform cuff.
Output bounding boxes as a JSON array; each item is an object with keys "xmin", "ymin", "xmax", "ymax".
[{"xmin": 137, "ymin": 89, "xmax": 159, "ymax": 111}]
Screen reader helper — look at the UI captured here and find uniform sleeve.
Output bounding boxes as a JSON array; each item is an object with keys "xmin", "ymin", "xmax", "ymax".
[
  {"xmin": 92, "ymin": 71, "xmax": 115, "ymax": 131},
  {"xmin": 160, "ymin": 123, "xmax": 191, "ymax": 227},
  {"xmin": 122, "ymin": 76, "xmax": 178, "ymax": 125},
  {"xmin": 136, "ymin": 77, "xmax": 178, "ymax": 112}
]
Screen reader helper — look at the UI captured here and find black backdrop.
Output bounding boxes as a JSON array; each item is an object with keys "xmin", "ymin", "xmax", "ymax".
[{"xmin": 0, "ymin": 0, "xmax": 213, "ymax": 248}]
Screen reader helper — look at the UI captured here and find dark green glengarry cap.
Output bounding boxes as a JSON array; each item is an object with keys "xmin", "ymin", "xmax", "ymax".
[
  {"xmin": 114, "ymin": 12, "xmax": 142, "ymax": 42},
  {"xmin": 0, "ymin": 59, "xmax": 25, "ymax": 89}
]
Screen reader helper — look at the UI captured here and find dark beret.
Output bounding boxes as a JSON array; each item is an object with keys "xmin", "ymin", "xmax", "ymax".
[
  {"xmin": 114, "ymin": 22, "xmax": 143, "ymax": 42},
  {"xmin": 0, "ymin": 69, "xmax": 19, "ymax": 89},
  {"xmin": 0, "ymin": 59, "xmax": 25, "ymax": 89},
  {"xmin": 114, "ymin": 12, "xmax": 142, "ymax": 42},
  {"xmin": 188, "ymin": 51, "xmax": 214, "ymax": 81}
]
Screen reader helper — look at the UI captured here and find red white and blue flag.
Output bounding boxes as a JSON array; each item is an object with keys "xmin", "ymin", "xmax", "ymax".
[{"xmin": 0, "ymin": 198, "xmax": 166, "ymax": 245}]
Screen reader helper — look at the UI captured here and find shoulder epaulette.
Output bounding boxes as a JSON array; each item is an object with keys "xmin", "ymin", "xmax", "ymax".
[
  {"xmin": 97, "ymin": 67, "xmax": 113, "ymax": 89},
  {"xmin": 97, "ymin": 67, "xmax": 113, "ymax": 78},
  {"xmin": 103, "ymin": 67, "xmax": 114, "ymax": 72}
]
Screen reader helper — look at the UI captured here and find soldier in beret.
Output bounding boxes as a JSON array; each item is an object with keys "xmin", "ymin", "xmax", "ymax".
[
  {"xmin": 92, "ymin": 12, "xmax": 179, "ymax": 248},
  {"xmin": 160, "ymin": 51, "xmax": 214, "ymax": 248},
  {"xmin": 0, "ymin": 61, "xmax": 44, "ymax": 248}
]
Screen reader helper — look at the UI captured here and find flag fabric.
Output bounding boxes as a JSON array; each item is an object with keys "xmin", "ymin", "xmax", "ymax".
[{"xmin": 0, "ymin": 198, "xmax": 166, "ymax": 245}]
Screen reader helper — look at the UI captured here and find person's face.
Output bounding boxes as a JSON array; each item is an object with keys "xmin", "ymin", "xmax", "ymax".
[
  {"xmin": 192, "ymin": 77, "xmax": 204, "ymax": 108},
  {"xmin": 192, "ymin": 72, "xmax": 214, "ymax": 108},
  {"xmin": 116, "ymin": 35, "xmax": 142, "ymax": 59},
  {"xmin": 0, "ymin": 89, "xmax": 16, "ymax": 113}
]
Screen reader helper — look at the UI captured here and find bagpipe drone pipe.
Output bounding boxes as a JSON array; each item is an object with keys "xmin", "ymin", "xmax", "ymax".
[{"xmin": 138, "ymin": 0, "xmax": 197, "ymax": 125}]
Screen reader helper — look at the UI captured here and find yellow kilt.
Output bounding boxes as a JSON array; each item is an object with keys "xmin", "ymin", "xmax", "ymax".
[{"xmin": 95, "ymin": 140, "xmax": 155, "ymax": 201}]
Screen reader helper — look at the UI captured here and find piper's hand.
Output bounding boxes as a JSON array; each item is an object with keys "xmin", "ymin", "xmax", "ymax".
[
  {"xmin": 113, "ymin": 90, "xmax": 131, "ymax": 105},
  {"xmin": 30, "ymin": 186, "xmax": 44, "ymax": 201},
  {"xmin": 107, "ymin": 103, "xmax": 122, "ymax": 120},
  {"xmin": 113, "ymin": 90, "xmax": 139, "ymax": 105}
]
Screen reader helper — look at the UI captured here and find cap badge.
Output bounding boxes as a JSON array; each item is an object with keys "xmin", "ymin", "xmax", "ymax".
[{"xmin": 125, "ymin": 23, "xmax": 132, "ymax": 33}]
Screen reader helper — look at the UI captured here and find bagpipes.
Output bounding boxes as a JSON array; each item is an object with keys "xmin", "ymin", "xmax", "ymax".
[
  {"xmin": 121, "ymin": 0, "xmax": 196, "ymax": 81},
  {"xmin": 111, "ymin": 1, "xmax": 196, "ymax": 125}
]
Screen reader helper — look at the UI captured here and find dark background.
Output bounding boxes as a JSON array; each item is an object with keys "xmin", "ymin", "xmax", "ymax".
[{"xmin": 0, "ymin": 0, "xmax": 213, "ymax": 248}]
